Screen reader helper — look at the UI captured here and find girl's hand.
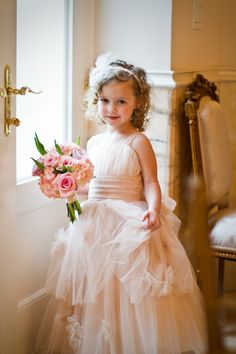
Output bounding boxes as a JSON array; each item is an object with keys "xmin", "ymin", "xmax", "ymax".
[
  {"xmin": 141, "ymin": 209, "xmax": 161, "ymax": 231},
  {"xmin": 77, "ymin": 183, "xmax": 89, "ymax": 195}
]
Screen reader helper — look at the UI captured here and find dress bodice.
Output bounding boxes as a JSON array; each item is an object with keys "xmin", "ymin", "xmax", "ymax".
[{"xmin": 87, "ymin": 133, "xmax": 145, "ymax": 201}]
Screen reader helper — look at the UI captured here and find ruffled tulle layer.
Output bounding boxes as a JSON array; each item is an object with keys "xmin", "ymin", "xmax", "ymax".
[{"xmin": 36, "ymin": 197, "xmax": 207, "ymax": 354}]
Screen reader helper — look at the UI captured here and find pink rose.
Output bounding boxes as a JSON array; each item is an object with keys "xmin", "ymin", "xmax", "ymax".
[
  {"xmin": 32, "ymin": 157, "xmax": 44, "ymax": 177},
  {"xmin": 60, "ymin": 143, "xmax": 76, "ymax": 156},
  {"xmin": 32, "ymin": 164, "xmax": 43, "ymax": 177},
  {"xmin": 43, "ymin": 153, "xmax": 59, "ymax": 168},
  {"xmin": 56, "ymin": 173, "xmax": 77, "ymax": 198},
  {"xmin": 58, "ymin": 155, "xmax": 78, "ymax": 169},
  {"xmin": 72, "ymin": 146, "xmax": 87, "ymax": 160},
  {"xmin": 44, "ymin": 167, "xmax": 56, "ymax": 181}
]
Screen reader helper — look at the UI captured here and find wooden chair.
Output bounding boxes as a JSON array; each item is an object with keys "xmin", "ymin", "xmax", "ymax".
[
  {"xmin": 185, "ymin": 167, "xmax": 236, "ymax": 354},
  {"xmin": 184, "ymin": 74, "xmax": 236, "ymax": 295}
]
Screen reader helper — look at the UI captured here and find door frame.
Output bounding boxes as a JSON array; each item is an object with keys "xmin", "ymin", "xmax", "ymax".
[{"xmin": 0, "ymin": 1, "xmax": 18, "ymax": 353}]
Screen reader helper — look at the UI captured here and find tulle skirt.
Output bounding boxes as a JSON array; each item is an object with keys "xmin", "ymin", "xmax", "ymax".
[{"xmin": 36, "ymin": 196, "xmax": 207, "ymax": 354}]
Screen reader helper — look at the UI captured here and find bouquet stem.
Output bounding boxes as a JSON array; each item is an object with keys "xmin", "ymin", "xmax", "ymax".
[{"xmin": 67, "ymin": 200, "xmax": 82, "ymax": 223}]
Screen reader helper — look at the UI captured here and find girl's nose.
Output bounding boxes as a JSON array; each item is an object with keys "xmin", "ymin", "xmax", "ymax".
[{"xmin": 108, "ymin": 102, "xmax": 116, "ymax": 113}]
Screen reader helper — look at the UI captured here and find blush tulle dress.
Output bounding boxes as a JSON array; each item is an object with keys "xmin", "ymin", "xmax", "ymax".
[{"xmin": 36, "ymin": 132, "xmax": 207, "ymax": 354}]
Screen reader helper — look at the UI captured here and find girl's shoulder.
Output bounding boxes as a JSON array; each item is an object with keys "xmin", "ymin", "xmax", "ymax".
[
  {"xmin": 130, "ymin": 132, "xmax": 151, "ymax": 147},
  {"xmin": 130, "ymin": 132, "xmax": 155, "ymax": 157}
]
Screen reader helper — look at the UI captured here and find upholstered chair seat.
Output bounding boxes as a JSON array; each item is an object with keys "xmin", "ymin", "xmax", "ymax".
[{"xmin": 209, "ymin": 207, "xmax": 236, "ymax": 251}]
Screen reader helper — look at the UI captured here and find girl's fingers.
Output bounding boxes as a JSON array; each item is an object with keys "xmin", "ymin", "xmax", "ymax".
[
  {"xmin": 142, "ymin": 213, "xmax": 161, "ymax": 230},
  {"xmin": 141, "ymin": 210, "xmax": 161, "ymax": 231},
  {"xmin": 141, "ymin": 211, "xmax": 149, "ymax": 221},
  {"xmin": 142, "ymin": 216, "xmax": 153, "ymax": 229}
]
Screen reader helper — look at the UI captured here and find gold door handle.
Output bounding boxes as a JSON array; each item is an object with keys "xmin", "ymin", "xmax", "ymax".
[
  {"xmin": 6, "ymin": 86, "xmax": 42, "ymax": 96},
  {"xmin": 0, "ymin": 65, "xmax": 42, "ymax": 136},
  {"xmin": 6, "ymin": 117, "xmax": 21, "ymax": 127}
]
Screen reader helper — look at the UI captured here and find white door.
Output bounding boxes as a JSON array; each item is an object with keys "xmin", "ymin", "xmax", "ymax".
[
  {"xmin": 16, "ymin": 1, "xmax": 70, "ymax": 351},
  {"xmin": 0, "ymin": 1, "xmax": 94, "ymax": 353},
  {"xmin": 1, "ymin": 1, "xmax": 69, "ymax": 353}
]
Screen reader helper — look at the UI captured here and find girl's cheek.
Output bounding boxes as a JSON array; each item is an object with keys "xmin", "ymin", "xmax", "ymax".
[{"xmin": 97, "ymin": 104, "xmax": 103, "ymax": 115}]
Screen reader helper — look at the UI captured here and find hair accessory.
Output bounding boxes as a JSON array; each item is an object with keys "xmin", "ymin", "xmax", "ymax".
[{"xmin": 89, "ymin": 52, "xmax": 142, "ymax": 92}]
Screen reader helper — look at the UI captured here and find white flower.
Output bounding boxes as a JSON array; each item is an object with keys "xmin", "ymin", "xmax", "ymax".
[
  {"xmin": 66, "ymin": 315, "xmax": 83, "ymax": 351},
  {"xmin": 99, "ymin": 319, "xmax": 111, "ymax": 341},
  {"xmin": 89, "ymin": 52, "xmax": 119, "ymax": 90},
  {"xmin": 95, "ymin": 52, "xmax": 118, "ymax": 68}
]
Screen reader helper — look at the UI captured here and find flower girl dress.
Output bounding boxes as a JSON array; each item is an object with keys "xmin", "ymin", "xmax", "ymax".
[{"xmin": 37, "ymin": 132, "xmax": 207, "ymax": 354}]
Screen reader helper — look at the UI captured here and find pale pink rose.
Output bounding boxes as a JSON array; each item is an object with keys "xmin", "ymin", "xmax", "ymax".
[
  {"xmin": 32, "ymin": 164, "xmax": 43, "ymax": 177},
  {"xmin": 72, "ymin": 146, "xmax": 87, "ymax": 160},
  {"xmin": 60, "ymin": 143, "xmax": 77, "ymax": 156},
  {"xmin": 58, "ymin": 155, "xmax": 78, "ymax": 169},
  {"xmin": 56, "ymin": 173, "xmax": 77, "ymax": 198},
  {"xmin": 43, "ymin": 153, "xmax": 59, "ymax": 168},
  {"xmin": 44, "ymin": 167, "xmax": 56, "ymax": 181},
  {"xmin": 32, "ymin": 157, "xmax": 44, "ymax": 177}
]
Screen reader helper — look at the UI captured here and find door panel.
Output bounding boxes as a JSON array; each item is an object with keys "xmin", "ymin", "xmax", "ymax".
[
  {"xmin": 0, "ymin": 1, "xmax": 68, "ymax": 353},
  {"xmin": 15, "ymin": 1, "xmax": 69, "ymax": 353}
]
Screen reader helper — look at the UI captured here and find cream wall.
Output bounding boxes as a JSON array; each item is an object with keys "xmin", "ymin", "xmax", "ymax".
[
  {"xmin": 172, "ymin": 0, "xmax": 236, "ymax": 71},
  {"xmin": 171, "ymin": 0, "xmax": 221, "ymax": 71},
  {"xmin": 94, "ymin": 0, "xmax": 172, "ymax": 71},
  {"xmin": 219, "ymin": 0, "xmax": 236, "ymax": 69}
]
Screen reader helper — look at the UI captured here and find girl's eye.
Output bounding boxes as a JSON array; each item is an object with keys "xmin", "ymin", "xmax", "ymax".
[
  {"xmin": 117, "ymin": 99, "xmax": 126, "ymax": 104},
  {"xmin": 100, "ymin": 98, "xmax": 109, "ymax": 104}
]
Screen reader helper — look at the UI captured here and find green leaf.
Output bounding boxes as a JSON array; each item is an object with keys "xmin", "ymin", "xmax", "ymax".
[
  {"xmin": 74, "ymin": 200, "xmax": 82, "ymax": 215},
  {"xmin": 54, "ymin": 139, "xmax": 63, "ymax": 155},
  {"xmin": 31, "ymin": 157, "xmax": 44, "ymax": 171},
  {"xmin": 67, "ymin": 202, "xmax": 76, "ymax": 223},
  {"xmin": 61, "ymin": 165, "xmax": 69, "ymax": 173},
  {"xmin": 76, "ymin": 136, "xmax": 80, "ymax": 146},
  {"xmin": 54, "ymin": 166, "xmax": 68, "ymax": 174},
  {"xmin": 34, "ymin": 132, "xmax": 47, "ymax": 155}
]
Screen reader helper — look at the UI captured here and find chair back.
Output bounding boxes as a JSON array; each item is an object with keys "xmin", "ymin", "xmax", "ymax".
[
  {"xmin": 184, "ymin": 74, "xmax": 232, "ymax": 209},
  {"xmin": 198, "ymin": 96, "xmax": 232, "ymax": 207}
]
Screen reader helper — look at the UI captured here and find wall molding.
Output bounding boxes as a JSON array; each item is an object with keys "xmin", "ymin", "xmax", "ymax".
[
  {"xmin": 17, "ymin": 288, "xmax": 48, "ymax": 312},
  {"xmin": 148, "ymin": 69, "xmax": 236, "ymax": 89},
  {"xmin": 17, "ymin": 179, "xmax": 56, "ymax": 216},
  {"xmin": 148, "ymin": 71, "xmax": 176, "ymax": 88}
]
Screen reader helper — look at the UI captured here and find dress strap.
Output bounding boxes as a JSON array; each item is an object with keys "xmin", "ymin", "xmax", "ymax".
[{"xmin": 125, "ymin": 132, "xmax": 141, "ymax": 146}]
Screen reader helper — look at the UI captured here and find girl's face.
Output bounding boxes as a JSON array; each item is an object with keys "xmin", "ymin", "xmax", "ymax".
[{"xmin": 97, "ymin": 80, "xmax": 138, "ymax": 130}]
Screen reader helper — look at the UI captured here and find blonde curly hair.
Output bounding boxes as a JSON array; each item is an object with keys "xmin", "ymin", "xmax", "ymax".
[{"xmin": 84, "ymin": 54, "xmax": 151, "ymax": 132}]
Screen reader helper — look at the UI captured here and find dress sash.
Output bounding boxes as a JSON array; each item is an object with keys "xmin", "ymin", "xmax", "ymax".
[{"xmin": 88, "ymin": 176, "xmax": 145, "ymax": 202}]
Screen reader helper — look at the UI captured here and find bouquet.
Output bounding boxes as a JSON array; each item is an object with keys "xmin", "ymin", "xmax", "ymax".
[{"xmin": 31, "ymin": 133, "xmax": 94, "ymax": 223}]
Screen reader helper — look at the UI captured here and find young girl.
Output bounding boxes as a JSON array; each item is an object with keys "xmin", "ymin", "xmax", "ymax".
[{"xmin": 37, "ymin": 53, "xmax": 207, "ymax": 354}]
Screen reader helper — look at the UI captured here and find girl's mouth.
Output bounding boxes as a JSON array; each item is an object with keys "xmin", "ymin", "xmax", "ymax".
[{"xmin": 107, "ymin": 116, "xmax": 119, "ymax": 120}]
